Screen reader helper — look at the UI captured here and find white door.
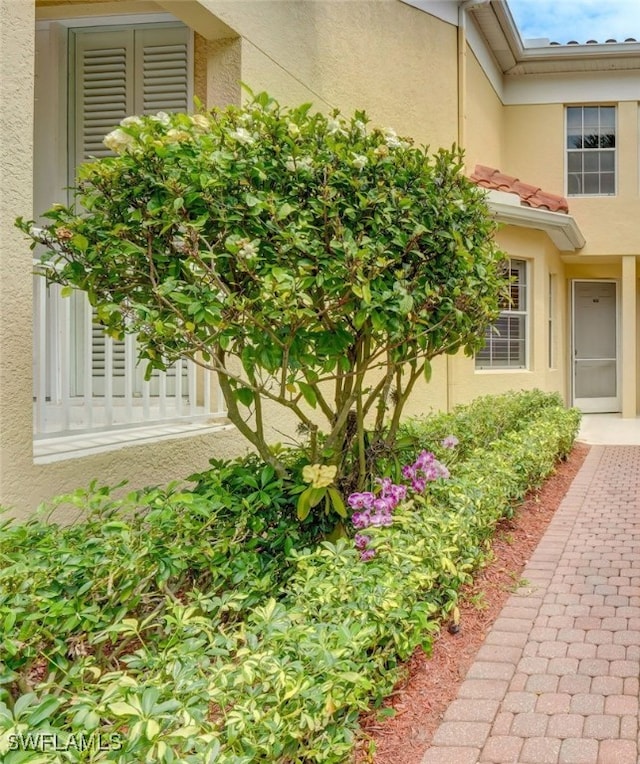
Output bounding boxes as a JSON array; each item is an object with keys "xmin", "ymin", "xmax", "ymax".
[{"xmin": 572, "ymin": 280, "xmax": 619, "ymax": 413}]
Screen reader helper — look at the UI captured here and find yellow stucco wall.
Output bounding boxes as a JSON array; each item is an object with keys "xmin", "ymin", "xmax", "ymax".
[
  {"xmin": 464, "ymin": 49, "xmax": 504, "ymax": 173},
  {"xmin": 504, "ymin": 101, "xmax": 640, "ymax": 257},
  {"xmin": 191, "ymin": 0, "xmax": 459, "ymax": 148}
]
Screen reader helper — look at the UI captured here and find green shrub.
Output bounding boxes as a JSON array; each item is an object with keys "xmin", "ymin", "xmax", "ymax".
[{"xmin": 0, "ymin": 392, "xmax": 580, "ymax": 763}]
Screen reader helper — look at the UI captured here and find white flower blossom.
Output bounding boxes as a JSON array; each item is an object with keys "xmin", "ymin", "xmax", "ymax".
[
  {"xmin": 327, "ymin": 118, "xmax": 347, "ymax": 136},
  {"xmin": 191, "ymin": 114, "xmax": 210, "ymax": 130},
  {"xmin": 352, "ymin": 154, "xmax": 368, "ymax": 171},
  {"xmin": 238, "ymin": 239, "xmax": 259, "ymax": 262},
  {"xmin": 120, "ymin": 116, "xmax": 142, "ymax": 127},
  {"xmin": 103, "ymin": 128, "xmax": 135, "ymax": 153},
  {"xmin": 285, "ymin": 156, "xmax": 313, "ymax": 173},
  {"xmin": 287, "ymin": 122, "xmax": 300, "ymax": 138},
  {"xmin": 166, "ymin": 129, "xmax": 191, "ymax": 143},
  {"xmin": 151, "ymin": 112, "xmax": 171, "ymax": 125},
  {"xmin": 229, "ymin": 127, "xmax": 255, "ymax": 145},
  {"xmin": 382, "ymin": 127, "xmax": 401, "ymax": 149},
  {"xmin": 354, "ymin": 119, "xmax": 366, "ymax": 136}
]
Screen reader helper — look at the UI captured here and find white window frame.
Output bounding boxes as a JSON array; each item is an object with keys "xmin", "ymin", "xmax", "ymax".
[
  {"xmin": 32, "ymin": 15, "xmax": 228, "ymax": 456},
  {"xmin": 475, "ymin": 259, "xmax": 529, "ymax": 371},
  {"xmin": 565, "ymin": 104, "xmax": 616, "ymax": 197}
]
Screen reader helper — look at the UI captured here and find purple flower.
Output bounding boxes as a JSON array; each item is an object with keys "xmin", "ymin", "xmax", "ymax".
[
  {"xmin": 412, "ymin": 477, "xmax": 426, "ymax": 493},
  {"xmin": 441, "ymin": 434, "xmax": 459, "ymax": 449},
  {"xmin": 348, "ymin": 491, "xmax": 375, "ymax": 510},
  {"xmin": 401, "ymin": 464, "xmax": 416, "ymax": 481},
  {"xmin": 352, "ymin": 510, "xmax": 371, "ymax": 529},
  {"xmin": 373, "ymin": 496, "xmax": 393, "ymax": 513},
  {"xmin": 377, "ymin": 477, "xmax": 394, "ymax": 495},
  {"xmin": 414, "ymin": 450, "xmax": 435, "ymax": 470},
  {"xmin": 354, "ymin": 533, "xmax": 370, "ymax": 549},
  {"xmin": 369, "ymin": 510, "xmax": 393, "ymax": 527},
  {"xmin": 360, "ymin": 548, "xmax": 376, "ymax": 562},
  {"xmin": 389, "ymin": 484, "xmax": 407, "ymax": 502},
  {"xmin": 437, "ymin": 463, "xmax": 450, "ymax": 479}
]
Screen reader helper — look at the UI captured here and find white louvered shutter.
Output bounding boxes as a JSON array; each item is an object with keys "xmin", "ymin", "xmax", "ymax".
[{"xmin": 71, "ymin": 25, "xmax": 190, "ymax": 397}]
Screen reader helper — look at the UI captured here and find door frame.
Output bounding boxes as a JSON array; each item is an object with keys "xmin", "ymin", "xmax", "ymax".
[{"xmin": 570, "ymin": 278, "xmax": 621, "ymax": 413}]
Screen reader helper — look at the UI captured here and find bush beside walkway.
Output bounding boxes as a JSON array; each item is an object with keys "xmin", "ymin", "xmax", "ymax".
[{"xmin": 0, "ymin": 391, "xmax": 579, "ymax": 763}]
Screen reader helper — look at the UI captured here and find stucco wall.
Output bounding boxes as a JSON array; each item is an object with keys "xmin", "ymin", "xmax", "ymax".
[
  {"xmin": 504, "ymin": 100, "xmax": 640, "ymax": 257},
  {"xmin": 194, "ymin": 0, "xmax": 459, "ymax": 147},
  {"xmin": 464, "ymin": 48, "xmax": 504, "ymax": 173}
]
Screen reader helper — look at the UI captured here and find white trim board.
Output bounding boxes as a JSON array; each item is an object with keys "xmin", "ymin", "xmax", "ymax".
[{"xmin": 504, "ymin": 70, "xmax": 640, "ymax": 106}]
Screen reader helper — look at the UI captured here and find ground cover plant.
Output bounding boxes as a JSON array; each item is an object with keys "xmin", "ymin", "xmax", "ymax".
[
  {"xmin": 19, "ymin": 92, "xmax": 509, "ymax": 496},
  {"xmin": 0, "ymin": 392, "xmax": 579, "ymax": 763}
]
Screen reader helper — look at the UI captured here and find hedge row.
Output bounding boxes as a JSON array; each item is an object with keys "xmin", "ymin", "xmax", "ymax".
[{"xmin": 0, "ymin": 392, "xmax": 580, "ymax": 763}]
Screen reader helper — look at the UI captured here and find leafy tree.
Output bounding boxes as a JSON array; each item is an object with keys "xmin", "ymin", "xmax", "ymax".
[{"xmin": 19, "ymin": 93, "xmax": 507, "ymax": 502}]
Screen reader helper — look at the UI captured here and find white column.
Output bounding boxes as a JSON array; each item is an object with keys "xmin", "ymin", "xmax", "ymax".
[{"xmin": 621, "ymin": 255, "xmax": 637, "ymax": 418}]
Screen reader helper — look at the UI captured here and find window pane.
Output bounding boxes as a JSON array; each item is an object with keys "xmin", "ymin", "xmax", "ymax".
[
  {"xmin": 600, "ymin": 106, "xmax": 615, "ymax": 128},
  {"xmin": 584, "ymin": 151, "xmax": 599, "ymax": 172},
  {"xmin": 600, "ymin": 132, "xmax": 615, "ymax": 148},
  {"xmin": 583, "ymin": 174, "xmax": 599, "ymax": 194},
  {"xmin": 583, "ymin": 106, "xmax": 599, "ymax": 129},
  {"xmin": 568, "ymin": 173, "xmax": 582, "ymax": 195},
  {"xmin": 583, "ymin": 132, "xmax": 600, "ymax": 149},
  {"xmin": 600, "ymin": 150, "xmax": 614, "ymax": 171},
  {"xmin": 567, "ymin": 131, "xmax": 583, "ymax": 149},
  {"xmin": 567, "ymin": 152, "xmax": 582, "ymax": 172},
  {"xmin": 600, "ymin": 172, "xmax": 615, "ymax": 194},
  {"xmin": 566, "ymin": 107, "xmax": 582, "ymax": 128}
]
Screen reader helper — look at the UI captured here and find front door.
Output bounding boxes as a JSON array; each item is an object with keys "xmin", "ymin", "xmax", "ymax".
[{"xmin": 572, "ymin": 280, "xmax": 619, "ymax": 413}]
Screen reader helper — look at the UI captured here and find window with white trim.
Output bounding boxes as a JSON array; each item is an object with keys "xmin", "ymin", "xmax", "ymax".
[
  {"xmin": 69, "ymin": 23, "xmax": 190, "ymax": 398},
  {"xmin": 566, "ymin": 105, "xmax": 615, "ymax": 196},
  {"xmin": 475, "ymin": 259, "xmax": 528, "ymax": 370}
]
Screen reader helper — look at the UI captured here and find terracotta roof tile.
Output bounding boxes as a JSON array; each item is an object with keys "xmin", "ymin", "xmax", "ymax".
[{"xmin": 470, "ymin": 165, "xmax": 569, "ymax": 214}]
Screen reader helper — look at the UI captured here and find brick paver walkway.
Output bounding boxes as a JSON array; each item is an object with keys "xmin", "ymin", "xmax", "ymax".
[{"xmin": 423, "ymin": 445, "xmax": 640, "ymax": 764}]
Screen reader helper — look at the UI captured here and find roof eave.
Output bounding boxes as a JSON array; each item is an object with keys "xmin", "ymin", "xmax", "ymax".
[
  {"xmin": 473, "ymin": 0, "xmax": 640, "ymax": 74},
  {"xmin": 487, "ymin": 197, "xmax": 586, "ymax": 252}
]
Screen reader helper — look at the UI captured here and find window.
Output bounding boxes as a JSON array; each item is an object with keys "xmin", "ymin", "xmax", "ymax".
[
  {"xmin": 566, "ymin": 105, "xmax": 615, "ymax": 196},
  {"xmin": 475, "ymin": 259, "xmax": 528, "ymax": 369},
  {"xmin": 69, "ymin": 24, "xmax": 190, "ymax": 398}
]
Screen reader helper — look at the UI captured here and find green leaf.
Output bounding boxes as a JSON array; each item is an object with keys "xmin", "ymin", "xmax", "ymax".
[
  {"xmin": 298, "ymin": 382, "xmax": 317, "ymax": 408},
  {"xmin": 423, "ymin": 358, "xmax": 432, "ymax": 383},
  {"xmin": 108, "ymin": 701, "xmax": 140, "ymax": 718},
  {"xmin": 276, "ymin": 202, "xmax": 295, "ymax": 220},
  {"xmin": 308, "ymin": 487, "xmax": 325, "ymax": 508},
  {"xmin": 245, "ymin": 193, "xmax": 260, "ymax": 207},
  {"xmin": 27, "ymin": 696, "xmax": 63, "ymax": 726},
  {"xmin": 60, "ymin": 285, "xmax": 74, "ymax": 298},
  {"xmin": 296, "ymin": 487, "xmax": 313, "ymax": 521},
  {"xmin": 327, "ymin": 488, "xmax": 347, "ymax": 518},
  {"xmin": 235, "ymin": 386, "xmax": 254, "ymax": 407},
  {"xmin": 71, "ymin": 233, "xmax": 88, "ymax": 251}
]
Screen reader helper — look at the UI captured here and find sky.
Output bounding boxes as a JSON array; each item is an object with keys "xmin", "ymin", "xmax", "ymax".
[{"xmin": 507, "ymin": 0, "xmax": 640, "ymax": 45}]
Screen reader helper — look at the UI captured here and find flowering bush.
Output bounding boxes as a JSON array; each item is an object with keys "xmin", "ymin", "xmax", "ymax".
[
  {"xmin": 350, "ymin": 437, "xmax": 457, "ymax": 559},
  {"xmin": 18, "ymin": 92, "xmax": 508, "ymax": 500},
  {"xmin": 0, "ymin": 392, "xmax": 579, "ymax": 763}
]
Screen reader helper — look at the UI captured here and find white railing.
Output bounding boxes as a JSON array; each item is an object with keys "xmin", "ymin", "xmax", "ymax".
[{"xmin": 33, "ymin": 269, "xmax": 226, "ymax": 439}]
